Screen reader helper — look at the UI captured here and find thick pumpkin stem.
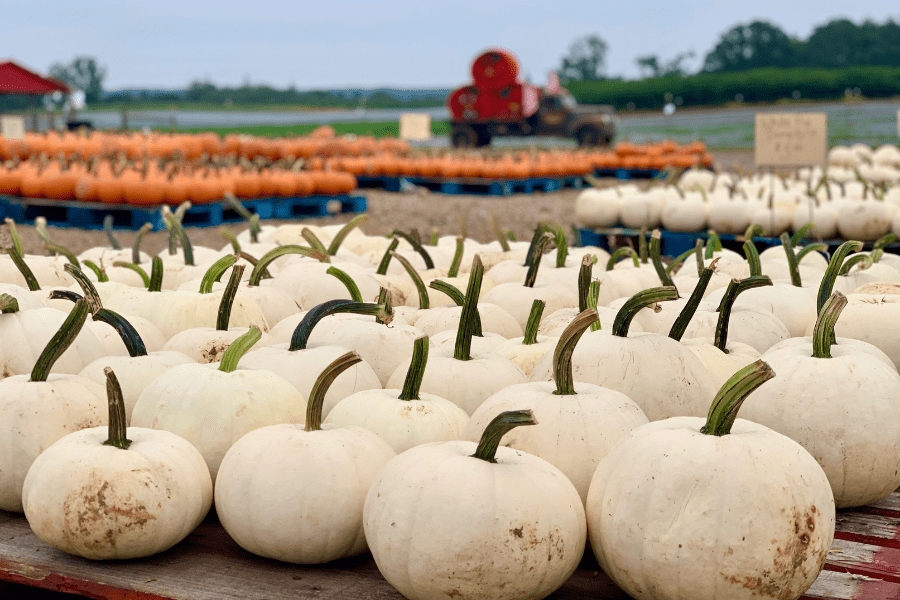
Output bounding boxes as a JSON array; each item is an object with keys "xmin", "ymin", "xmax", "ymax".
[
  {"xmin": 779, "ymin": 233, "xmax": 802, "ymax": 287},
  {"xmin": 790, "ymin": 223, "xmax": 814, "ymax": 247},
  {"xmin": 199, "ymin": 255, "xmax": 237, "ymax": 294},
  {"xmin": 472, "ymin": 410, "xmax": 538, "ymax": 463},
  {"xmin": 524, "ymin": 224, "xmax": 549, "ymax": 267},
  {"xmin": 818, "ymin": 241, "xmax": 863, "ymax": 314},
  {"xmin": 149, "ymin": 257, "xmax": 164, "ymax": 292},
  {"xmin": 701, "ymin": 360, "xmax": 775, "ymax": 437},
  {"xmin": 715, "ymin": 275, "xmax": 773, "ymax": 352},
  {"xmin": 216, "ymin": 264, "xmax": 245, "ymax": 331},
  {"xmin": 669, "ymin": 260, "xmax": 719, "ymax": 342},
  {"xmin": 554, "ymin": 309, "xmax": 599, "ymax": 395},
  {"xmin": 744, "ymin": 224, "xmax": 764, "ymax": 242},
  {"xmin": 491, "ymin": 215, "xmax": 510, "ymax": 253},
  {"xmin": 64, "ymin": 263, "xmax": 103, "ymax": 314},
  {"xmin": 606, "ymin": 247, "xmax": 640, "ymax": 271},
  {"xmin": 327, "ymin": 266, "xmax": 363, "ymax": 302},
  {"xmin": 392, "ymin": 230, "xmax": 434, "ymax": 270},
  {"xmin": 223, "ymin": 193, "xmax": 261, "ymax": 243},
  {"xmin": 554, "ymin": 225, "xmax": 569, "ymax": 268},
  {"xmin": 166, "ymin": 214, "xmax": 195, "ymax": 266},
  {"xmin": 666, "ymin": 245, "xmax": 697, "ymax": 276},
  {"xmin": 305, "ymin": 351, "xmax": 362, "ymax": 432},
  {"xmin": 82, "ymin": 260, "xmax": 108, "ymax": 283},
  {"xmin": 795, "ymin": 243, "xmax": 828, "ymax": 265},
  {"xmin": 588, "ymin": 282, "xmax": 603, "ymax": 332},
  {"xmin": 447, "ymin": 237, "xmax": 464, "ymax": 278},
  {"xmin": 93, "ymin": 309, "xmax": 148, "ymax": 358},
  {"xmin": 31, "ymin": 299, "xmax": 90, "ymax": 382},
  {"xmin": 132, "ymin": 223, "xmax": 152, "ymax": 264},
  {"xmin": 638, "ymin": 226, "xmax": 649, "ymax": 263},
  {"xmin": 218, "ymin": 326, "xmax": 261, "ymax": 373},
  {"xmin": 577, "ymin": 254, "xmax": 594, "ymax": 312},
  {"xmin": 49, "ymin": 290, "xmax": 83, "ymax": 303},
  {"xmin": 705, "ymin": 230, "xmax": 722, "ymax": 259},
  {"xmin": 524, "ymin": 233, "xmax": 555, "ymax": 288},
  {"xmin": 250, "ymin": 245, "xmax": 328, "ymax": 286},
  {"xmin": 693, "ymin": 239, "xmax": 705, "ymax": 277},
  {"xmin": 103, "ymin": 215, "xmax": 122, "ymax": 250},
  {"xmin": 743, "ymin": 239, "xmax": 762, "ymax": 277},
  {"xmin": 4, "ymin": 218, "xmax": 24, "ymax": 256},
  {"xmin": 220, "ymin": 229, "xmax": 241, "ymax": 253},
  {"xmin": 327, "ymin": 215, "xmax": 367, "ymax": 256},
  {"xmin": 523, "ymin": 300, "xmax": 545, "ymax": 346},
  {"xmin": 650, "ymin": 230, "xmax": 675, "ymax": 287},
  {"xmin": 398, "ymin": 336, "xmax": 429, "ymax": 401},
  {"xmin": 290, "ymin": 299, "xmax": 386, "ymax": 352},
  {"xmin": 613, "ymin": 286, "xmax": 679, "ymax": 338},
  {"xmin": 430, "ymin": 280, "xmax": 483, "ymax": 336},
  {"xmin": 237, "ymin": 251, "xmax": 271, "ymax": 280},
  {"xmin": 454, "ymin": 255, "xmax": 484, "ymax": 362},
  {"xmin": 375, "ymin": 287, "xmax": 394, "ymax": 326},
  {"xmin": 873, "ymin": 233, "xmax": 898, "ymax": 253},
  {"xmin": 6, "ymin": 246, "xmax": 41, "ymax": 291},
  {"xmin": 44, "ymin": 242, "xmax": 80, "ymax": 269},
  {"xmin": 812, "ymin": 292, "xmax": 848, "ymax": 359},
  {"xmin": 102, "ymin": 367, "xmax": 132, "ymax": 450},
  {"xmin": 376, "ymin": 239, "xmax": 400, "ymax": 276},
  {"xmin": 391, "ymin": 251, "xmax": 429, "ymax": 309},
  {"xmin": 301, "ymin": 228, "xmax": 329, "ymax": 259},
  {"xmin": 0, "ymin": 293, "xmax": 19, "ymax": 314},
  {"xmin": 839, "ymin": 253, "xmax": 873, "ymax": 275}
]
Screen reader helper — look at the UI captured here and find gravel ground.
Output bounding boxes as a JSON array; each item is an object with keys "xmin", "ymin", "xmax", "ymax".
[{"xmin": 1, "ymin": 151, "xmax": 754, "ymax": 256}]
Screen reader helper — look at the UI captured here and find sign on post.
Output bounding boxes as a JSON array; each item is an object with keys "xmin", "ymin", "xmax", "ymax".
[
  {"xmin": 754, "ymin": 113, "xmax": 827, "ymax": 167},
  {"xmin": 399, "ymin": 113, "xmax": 432, "ymax": 141},
  {"xmin": 0, "ymin": 115, "xmax": 26, "ymax": 140}
]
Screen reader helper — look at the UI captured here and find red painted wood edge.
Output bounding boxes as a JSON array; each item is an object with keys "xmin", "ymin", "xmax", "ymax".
[{"xmin": 0, "ymin": 557, "xmax": 173, "ymax": 600}]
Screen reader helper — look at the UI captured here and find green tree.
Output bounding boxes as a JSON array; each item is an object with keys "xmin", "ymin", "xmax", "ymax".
[
  {"xmin": 559, "ymin": 35, "xmax": 608, "ymax": 82},
  {"xmin": 702, "ymin": 21, "xmax": 796, "ymax": 72},
  {"xmin": 48, "ymin": 56, "xmax": 107, "ymax": 104},
  {"xmin": 636, "ymin": 52, "xmax": 695, "ymax": 78},
  {"xmin": 804, "ymin": 18, "xmax": 900, "ymax": 67}
]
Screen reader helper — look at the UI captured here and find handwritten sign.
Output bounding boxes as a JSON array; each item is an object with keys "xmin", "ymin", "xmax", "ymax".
[
  {"xmin": 754, "ymin": 113, "xmax": 827, "ymax": 167},
  {"xmin": 399, "ymin": 113, "xmax": 431, "ymax": 141},
  {"xmin": 0, "ymin": 115, "xmax": 26, "ymax": 140}
]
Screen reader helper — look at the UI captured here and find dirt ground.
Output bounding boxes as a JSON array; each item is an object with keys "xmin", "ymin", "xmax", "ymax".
[{"xmin": 1, "ymin": 151, "xmax": 754, "ymax": 256}]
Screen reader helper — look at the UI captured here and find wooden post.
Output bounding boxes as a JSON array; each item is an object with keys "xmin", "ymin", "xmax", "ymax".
[{"xmin": 121, "ymin": 108, "xmax": 128, "ymax": 131}]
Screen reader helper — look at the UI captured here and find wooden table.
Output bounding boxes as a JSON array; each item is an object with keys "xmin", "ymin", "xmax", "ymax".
[{"xmin": 3, "ymin": 491, "xmax": 900, "ymax": 600}]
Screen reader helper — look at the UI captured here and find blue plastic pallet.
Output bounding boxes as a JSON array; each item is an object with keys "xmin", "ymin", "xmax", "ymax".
[
  {"xmin": 0, "ymin": 194, "xmax": 367, "ymax": 231},
  {"xmin": 356, "ymin": 175, "xmax": 584, "ymax": 196}
]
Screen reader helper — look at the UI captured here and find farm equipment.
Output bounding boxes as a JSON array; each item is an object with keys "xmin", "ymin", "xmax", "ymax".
[{"xmin": 447, "ymin": 49, "xmax": 616, "ymax": 148}]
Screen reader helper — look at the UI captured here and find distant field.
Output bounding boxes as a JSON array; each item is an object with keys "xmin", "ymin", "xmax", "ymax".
[{"xmin": 175, "ymin": 121, "xmax": 452, "ymax": 138}]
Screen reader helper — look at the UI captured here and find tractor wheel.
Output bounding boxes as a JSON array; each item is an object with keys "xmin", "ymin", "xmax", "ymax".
[
  {"xmin": 576, "ymin": 126, "xmax": 601, "ymax": 147},
  {"xmin": 451, "ymin": 125, "xmax": 479, "ymax": 148}
]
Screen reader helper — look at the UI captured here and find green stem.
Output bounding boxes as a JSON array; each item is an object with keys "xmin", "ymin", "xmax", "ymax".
[
  {"xmin": 327, "ymin": 266, "xmax": 363, "ymax": 302},
  {"xmin": 779, "ymin": 233, "xmax": 802, "ymax": 287},
  {"xmin": 524, "ymin": 224, "xmax": 549, "ymax": 267},
  {"xmin": 391, "ymin": 230, "xmax": 434, "ymax": 270},
  {"xmin": 398, "ymin": 336, "xmax": 429, "ymax": 401},
  {"xmin": 216, "ymin": 264, "xmax": 245, "ymax": 331},
  {"xmin": 48, "ymin": 290, "xmax": 82, "ymax": 303},
  {"xmin": 132, "ymin": 223, "xmax": 152, "ymax": 265},
  {"xmin": 524, "ymin": 233, "xmax": 555, "ymax": 288},
  {"xmin": 64, "ymin": 263, "xmax": 103, "ymax": 314},
  {"xmin": 612, "ymin": 286, "xmax": 679, "ymax": 338},
  {"xmin": 376, "ymin": 238, "xmax": 400, "ymax": 276},
  {"xmin": 491, "ymin": 214, "xmax": 510, "ymax": 253},
  {"xmin": 82, "ymin": 260, "xmax": 108, "ymax": 283},
  {"xmin": 149, "ymin": 256, "xmax": 163, "ymax": 292},
  {"xmin": 669, "ymin": 261, "xmax": 718, "ymax": 342},
  {"xmin": 818, "ymin": 241, "xmax": 863, "ymax": 313},
  {"xmin": 606, "ymin": 246, "xmax": 640, "ymax": 271},
  {"xmin": 93, "ymin": 308, "xmax": 148, "ymax": 358},
  {"xmin": 4, "ymin": 218, "xmax": 24, "ymax": 256},
  {"xmin": 523, "ymin": 300, "xmax": 545, "ymax": 345},
  {"xmin": 249, "ymin": 245, "xmax": 328, "ymax": 286},
  {"xmin": 6, "ymin": 246, "xmax": 41, "ymax": 291},
  {"xmin": 447, "ymin": 237, "xmax": 464, "ymax": 278},
  {"xmin": 429, "ymin": 229, "xmax": 439, "ymax": 246},
  {"xmin": 290, "ymin": 300, "xmax": 385, "ymax": 352},
  {"xmin": 790, "ymin": 223, "xmax": 813, "ymax": 246},
  {"xmin": 0, "ymin": 293, "xmax": 19, "ymax": 314},
  {"xmin": 220, "ymin": 228, "xmax": 241, "ymax": 253},
  {"xmin": 638, "ymin": 226, "xmax": 649, "ymax": 264},
  {"xmin": 391, "ymin": 251, "xmax": 429, "ymax": 309},
  {"xmin": 30, "ymin": 299, "xmax": 90, "ymax": 382},
  {"xmin": 554, "ymin": 225, "xmax": 569, "ymax": 268},
  {"xmin": 44, "ymin": 243, "xmax": 80, "ymax": 269},
  {"xmin": 701, "ymin": 360, "xmax": 775, "ymax": 436},
  {"xmin": 693, "ymin": 239, "xmax": 705, "ymax": 277},
  {"xmin": 471, "ymin": 410, "xmax": 537, "ymax": 463},
  {"xmin": 224, "ymin": 193, "xmax": 261, "ymax": 243},
  {"xmin": 812, "ymin": 292, "xmax": 848, "ymax": 359},
  {"xmin": 200, "ymin": 255, "xmax": 237, "ymax": 294},
  {"xmin": 167, "ymin": 214, "xmax": 195, "ymax": 266},
  {"xmin": 577, "ymin": 254, "xmax": 594, "ymax": 312},
  {"xmin": 237, "ymin": 251, "xmax": 271, "ymax": 280},
  {"xmin": 710, "ymin": 230, "xmax": 723, "ymax": 252},
  {"xmin": 588, "ymin": 282, "xmax": 603, "ymax": 332},
  {"xmin": 375, "ymin": 287, "xmax": 394, "ymax": 325},
  {"xmin": 429, "ymin": 280, "xmax": 465, "ymax": 305},
  {"xmin": 666, "ymin": 245, "xmax": 696, "ymax": 276},
  {"xmin": 103, "ymin": 215, "xmax": 122, "ymax": 250},
  {"xmin": 102, "ymin": 367, "xmax": 132, "ymax": 450},
  {"xmin": 744, "ymin": 224, "xmax": 764, "ymax": 242},
  {"xmin": 650, "ymin": 230, "xmax": 675, "ymax": 287},
  {"xmin": 795, "ymin": 243, "xmax": 828, "ymax": 265},
  {"xmin": 715, "ymin": 276, "xmax": 773, "ymax": 352},
  {"xmin": 454, "ymin": 255, "xmax": 484, "ymax": 362},
  {"xmin": 305, "ymin": 351, "xmax": 362, "ymax": 431},
  {"xmin": 301, "ymin": 228, "xmax": 329, "ymax": 258},
  {"xmin": 839, "ymin": 253, "xmax": 872, "ymax": 275},
  {"xmin": 743, "ymin": 239, "xmax": 762, "ymax": 277},
  {"xmin": 553, "ymin": 309, "xmax": 599, "ymax": 395},
  {"xmin": 874, "ymin": 233, "xmax": 898, "ymax": 252},
  {"xmin": 218, "ymin": 326, "xmax": 261, "ymax": 372},
  {"xmin": 327, "ymin": 215, "xmax": 367, "ymax": 256},
  {"xmin": 35, "ymin": 217, "xmax": 54, "ymax": 249}
]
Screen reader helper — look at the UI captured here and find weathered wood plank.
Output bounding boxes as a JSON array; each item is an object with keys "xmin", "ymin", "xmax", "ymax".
[
  {"xmin": 826, "ymin": 538, "xmax": 900, "ymax": 583},
  {"xmin": 834, "ymin": 512, "xmax": 900, "ymax": 547},
  {"xmin": 801, "ymin": 568, "xmax": 900, "ymax": 600}
]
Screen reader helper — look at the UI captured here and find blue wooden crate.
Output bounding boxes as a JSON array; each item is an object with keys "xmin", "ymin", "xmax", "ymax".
[{"xmin": 356, "ymin": 175, "xmax": 584, "ymax": 196}]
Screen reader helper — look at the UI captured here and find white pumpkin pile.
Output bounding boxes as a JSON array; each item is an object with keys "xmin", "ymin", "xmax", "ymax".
[
  {"xmin": 577, "ymin": 143, "xmax": 900, "ymax": 242},
  {"xmin": 6, "ymin": 204, "xmax": 900, "ymax": 600}
]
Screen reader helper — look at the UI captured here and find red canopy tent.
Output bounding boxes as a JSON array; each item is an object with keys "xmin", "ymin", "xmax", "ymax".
[{"xmin": 0, "ymin": 60, "xmax": 69, "ymax": 94}]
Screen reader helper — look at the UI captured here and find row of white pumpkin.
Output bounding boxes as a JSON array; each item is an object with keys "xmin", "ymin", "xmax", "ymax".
[
  {"xmin": 6, "ymin": 242, "xmax": 887, "ymax": 600},
  {"xmin": 577, "ymin": 171, "xmax": 900, "ymax": 240}
]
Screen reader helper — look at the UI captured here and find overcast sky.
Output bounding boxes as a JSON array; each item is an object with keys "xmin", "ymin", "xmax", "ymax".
[{"xmin": 5, "ymin": 1, "xmax": 899, "ymax": 90}]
